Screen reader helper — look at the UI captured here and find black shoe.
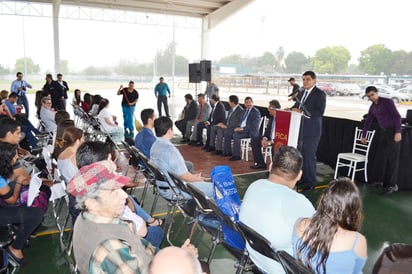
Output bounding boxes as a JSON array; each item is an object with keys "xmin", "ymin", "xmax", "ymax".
[
  {"xmin": 201, "ymin": 145, "xmax": 209, "ymax": 150},
  {"xmin": 250, "ymin": 164, "xmax": 266, "ymax": 170},
  {"xmin": 195, "ymin": 142, "xmax": 203, "ymax": 147},
  {"xmin": 212, "ymin": 150, "xmax": 222, "ymax": 155},
  {"xmin": 229, "ymin": 156, "xmax": 241, "ymax": 161},
  {"xmin": 207, "ymin": 147, "xmax": 216, "ymax": 152},
  {"xmin": 7, "ymin": 247, "xmax": 28, "ymax": 265},
  {"xmin": 188, "ymin": 141, "xmax": 196, "ymax": 146},
  {"xmin": 222, "ymin": 152, "xmax": 232, "ymax": 157},
  {"xmin": 381, "ymin": 184, "xmax": 398, "ymax": 195}
]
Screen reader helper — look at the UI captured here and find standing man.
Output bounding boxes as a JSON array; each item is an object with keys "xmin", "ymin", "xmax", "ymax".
[
  {"xmin": 362, "ymin": 86, "xmax": 401, "ymax": 195},
  {"xmin": 10, "ymin": 72, "xmax": 32, "ymax": 117},
  {"xmin": 291, "ymin": 71, "xmax": 326, "ymax": 191},
  {"xmin": 117, "ymin": 81, "xmax": 139, "ymax": 139},
  {"xmin": 224, "ymin": 96, "xmax": 261, "ymax": 161},
  {"xmin": 56, "ymin": 73, "xmax": 69, "ymax": 109},
  {"xmin": 205, "ymin": 80, "xmax": 219, "ymax": 104},
  {"xmin": 175, "ymin": 94, "xmax": 199, "ymax": 142},
  {"xmin": 287, "ymin": 77, "xmax": 301, "ymax": 101},
  {"xmin": 250, "ymin": 100, "xmax": 281, "ymax": 169},
  {"xmin": 154, "ymin": 77, "xmax": 171, "ymax": 117},
  {"xmin": 42, "ymin": 74, "xmax": 65, "ymax": 111}
]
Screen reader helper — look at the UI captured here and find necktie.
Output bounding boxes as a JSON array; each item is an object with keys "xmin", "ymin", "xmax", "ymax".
[
  {"xmin": 199, "ymin": 104, "xmax": 203, "ymax": 120},
  {"xmin": 300, "ymin": 90, "xmax": 308, "ymax": 110},
  {"xmin": 241, "ymin": 109, "xmax": 250, "ymax": 127}
]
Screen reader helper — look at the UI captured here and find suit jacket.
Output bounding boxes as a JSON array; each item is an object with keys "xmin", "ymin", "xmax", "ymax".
[
  {"xmin": 263, "ymin": 116, "xmax": 275, "ymax": 140},
  {"xmin": 209, "ymin": 101, "xmax": 226, "ymax": 125},
  {"xmin": 238, "ymin": 107, "xmax": 261, "ymax": 138},
  {"xmin": 292, "ymin": 86, "xmax": 326, "ymax": 137},
  {"xmin": 184, "ymin": 100, "xmax": 198, "ymax": 121},
  {"xmin": 226, "ymin": 105, "xmax": 244, "ymax": 129},
  {"xmin": 196, "ymin": 102, "xmax": 211, "ymax": 122}
]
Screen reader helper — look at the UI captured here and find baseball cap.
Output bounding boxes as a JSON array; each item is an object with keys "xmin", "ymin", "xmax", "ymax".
[
  {"xmin": 287, "ymin": 77, "xmax": 295, "ymax": 82},
  {"xmin": 67, "ymin": 160, "xmax": 129, "ymax": 197}
]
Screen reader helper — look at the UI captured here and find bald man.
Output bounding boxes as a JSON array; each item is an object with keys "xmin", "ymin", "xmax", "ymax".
[{"xmin": 149, "ymin": 243, "xmax": 203, "ymax": 274}]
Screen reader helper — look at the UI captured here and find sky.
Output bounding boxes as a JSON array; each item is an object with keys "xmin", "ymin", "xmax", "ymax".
[{"xmin": 1, "ymin": 0, "xmax": 412, "ymax": 73}]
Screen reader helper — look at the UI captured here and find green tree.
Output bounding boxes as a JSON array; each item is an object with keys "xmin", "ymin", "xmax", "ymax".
[
  {"xmin": 0, "ymin": 64, "xmax": 10, "ymax": 75},
  {"xmin": 219, "ymin": 54, "xmax": 243, "ymax": 65},
  {"xmin": 59, "ymin": 59, "xmax": 69, "ymax": 75},
  {"xmin": 274, "ymin": 46, "xmax": 285, "ymax": 72},
  {"xmin": 256, "ymin": 52, "xmax": 276, "ymax": 73},
  {"xmin": 114, "ymin": 59, "xmax": 140, "ymax": 75},
  {"xmin": 284, "ymin": 51, "xmax": 310, "ymax": 73},
  {"xmin": 155, "ymin": 42, "xmax": 188, "ymax": 76},
  {"xmin": 387, "ymin": 50, "xmax": 409, "ymax": 75},
  {"xmin": 81, "ymin": 66, "xmax": 112, "ymax": 76},
  {"xmin": 358, "ymin": 44, "xmax": 392, "ymax": 75},
  {"xmin": 312, "ymin": 46, "xmax": 351, "ymax": 74},
  {"xmin": 14, "ymin": 57, "xmax": 40, "ymax": 74}
]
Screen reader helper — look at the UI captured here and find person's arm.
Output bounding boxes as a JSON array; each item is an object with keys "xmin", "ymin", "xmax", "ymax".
[
  {"xmin": 361, "ymin": 105, "xmax": 375, "ymax": 142},
  {"xmin": 1, "ymin": 103, "xmax": 13, "ymax": 119},
  {"xmin": 10, "ymin": 81, "xmax": 18, "ymax": 93},
  {"xmin": 129, "ymin": 92, "xmax": 139, "ymax": 106},
  {"xmin": 12, "ymin": 166, "xmax": 31, "ymax": 185},
  {"xmin": 180, "ymin": 171, "xmax": 205, "ymax": 183},
  {"xmin": 25, "ymin": 80, "xmax": 32, "ymax": 89},
  {"xmin": 0, "ymin": 181, "xmax": 25, "ymax": 204},
  {"xmin": 104, "ymin": 117, "xmax": 117, "ymax": 127},
  {"xmin": 154, "ymin": 84, "xmax": 158, "ymax": 97},
  {"xmin": 117, "ymin": 85, "xmax": 124, "ymax": 95}
]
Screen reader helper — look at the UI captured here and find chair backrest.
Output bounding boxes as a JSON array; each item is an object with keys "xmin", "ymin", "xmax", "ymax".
[
  {"xmin": 186, "ymin": 183, "xmax": 213, "ymax": 213},
  {"xmin": 353, "ymin": 127, "xmax": 375, "ymax": 156},
  {"xmin": 207, "ymin": 198, "xmax": 240, "ymax": 233},
  {"xmin": 372, "ymin": 243, "xmax": 412, "ymax": 274},
  {"xmin": 168, "ymin": 172, "xmax": 189, "ymax": 194},
  {"xmin": 146, "ymin": 161, "xmax": 168, "ymax": 182}
]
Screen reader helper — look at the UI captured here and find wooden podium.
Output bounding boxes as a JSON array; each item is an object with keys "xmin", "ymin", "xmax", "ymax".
[{"xmin": 273, "ymin": 110, "xmax": 302, "ymax": 150}]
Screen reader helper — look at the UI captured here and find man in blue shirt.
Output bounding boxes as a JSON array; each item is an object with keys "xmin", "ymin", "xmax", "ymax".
[
  {"xmin": 3, "ymin": 92, "xmax": 19, "ymax": 117},
  {"xmin": 10, "ymin": 72, "xmax": 32, "ymax": 117},
  {"xmin": 154, "ymin": 77, "xmax": 171, "ymax": 117},
  {"xmin": 135, "ymin": 108, "xmax": 156, "ymax": 158}
]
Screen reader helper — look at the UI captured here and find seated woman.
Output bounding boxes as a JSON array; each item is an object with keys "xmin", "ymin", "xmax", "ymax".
[
  {"xmin": 0, "ymin": 142, "xmax": 44, "ymax": 265},
  {"xmin": 72, "ymin": 89, "xmax": 82, "ymax": 106},
  {"xmin": 293, "ymin": 178, "xmax": 367, "ymax": 274},
  {"xmin": 97, "ymin": 98, "xmax": 123, "ymax": 143},
  {"xmin": 88, "ymin": 94, "xmax": 102, "ymax": 117},
  {"xmin": 81, "ymin": 93, "xmax": 92, "ymax": 114}
]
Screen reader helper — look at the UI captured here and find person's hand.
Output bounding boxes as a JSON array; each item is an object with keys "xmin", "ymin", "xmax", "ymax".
[
  {"xmin": 360, "ymin": 137, "xmax": 367, "ymax": 144},
  {"xmin": 119, "ymin": 85, "xmax": 123, "ymax": 90},
  {"xmin": 18, "ymin": 86, "xmax": 23, "ymax": 91},
  {"xmin": 261, "ymin": 139, "xmax": 270, "ymax": 148},
  {"xmin": 234, "ymin": 127, "xmax": 243, "ymax": 132},
  {"xmin": 194, "ymin": 173, "xmax": 205, "ymax": 181},
  {"xmin": 394, "ymin": 132, "xmax": 402, "ymax": 143},
  {"xmin": 204, "ymin": 121, "xmax": 210, "ymax": 126},
  {"xmin": 168, "ymin": 95, "xmax": 171, "ymax": 98},
  {"xmin": 181, "ymin": 239, "xmax": 198, "ymax": 258}
]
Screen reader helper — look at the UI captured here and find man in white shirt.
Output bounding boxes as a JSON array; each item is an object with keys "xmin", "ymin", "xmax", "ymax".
[{"xmin": 39, "ymin": 97, "xmax": 56, "ymax": 133}]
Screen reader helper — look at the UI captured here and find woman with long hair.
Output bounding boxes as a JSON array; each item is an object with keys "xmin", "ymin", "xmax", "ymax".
[
  {"xmin": 72, "ymin": 89, "xmax": 82, "ymax": 106},
  {"xmin": 89, "ymin": 94, "xmax": 102, "ymax": 117},
  {"xmin": 293, "ymin": 178, "xmax": 367, "ymax": 273},
  {"xmin": 97, "ymin": 98, "xmax": 123, "ymax": 142},
  {"xmin": 81, "ymin": 92, "xmax": 92, "ymax": 114},
  {"xmin": 0, "ymin": 142, "xmax": 44, "ymax": 264},
  {"xmin": 52, "ymin": 119, "xmax": 76, "ymax": 159}
]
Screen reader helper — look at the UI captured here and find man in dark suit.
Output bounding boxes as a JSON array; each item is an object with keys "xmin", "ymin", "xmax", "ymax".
[
  {"xmin": 175, "ymin": 94, "xmax": 198, "ymax": 142},
  {"xmin": 57, "ymin": 73, "xmax": 69, "ymax": 109},
  {"xmin": 195, "ymin": 94, "xmax": 226, "ymax": 147},
  {"xmin": 209, "ymin": 95, "xmax": 243, "ymax": 155},
  {"xmin": 224, "ymin": 96, "xmax": 261, "ymax": 161},
  {"xmin": 291, "ymin": 71, "xmax": 326, "ymax": 190},
  {"xmin": 250, "ymin": 99, "xmax": 281, "ymax": 169},
  {"xmin": 42, "ymin": 73, "xmax": 65, "ymax": 111}
]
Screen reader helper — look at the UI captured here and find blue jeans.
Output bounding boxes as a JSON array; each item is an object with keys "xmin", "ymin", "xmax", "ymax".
[
  {"xmin": 128, "ymin": 195, "xmax": 150, "ymax": 221},
  {"xmin": 145, "ymin": 226, "xmax": 164, "ymax": 248},
  {"xmin": 17, "ymin": 94, "xmax": 29, "ymax": 117},
  {"xmin": 122, "ymin": 105, "xmax": 135, "ymax": 132},
  {"xmin": 157, "ymin": 181, "xmax": 214, "ymax": 200}
]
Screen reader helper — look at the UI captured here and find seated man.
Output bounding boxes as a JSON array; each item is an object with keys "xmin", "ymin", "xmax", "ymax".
[
  {"xmin": 209, "ymin": 95, "xmax": 243, "ymax": 155},
  {"xmin": 150, "ymin": 117, "xmax": 213, "ymax": 200},
  {"xmin": 187, "ymin": 93, "xmax": 211, "ymax": 146},
  {"xmin": 135, "ymin": 108, "xmax": 156, "ymax": 158},
  {"xmin": 175, "ymin": 94, "xmax": 198, "ymax": 142},
  {"xmin": 68, "ymin": 159, "xmax": 198, "ymax": 273},
  {"xmin": 194, "ymin": 94, "xmax": 226, "ymax": 148},
  {"xmin": 223, "ymin": 96, "xmax": 261, "ymax": 161},
  {"xmin": 250, "ymin": 99, "xmax": 281, "ymax": 169},
  {"xmin": 39, "ymin": 97, "xmax": 57, "ymax": 133},
  {"xmin": 239, "ymin": 146, "xmax": 315, "ymax": 273}
]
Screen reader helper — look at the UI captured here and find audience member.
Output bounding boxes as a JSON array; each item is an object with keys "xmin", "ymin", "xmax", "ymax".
[
  {"xmin": 224, "ymin": 96, "xmax": 261, "ymax": 161},
  {"xmin": 175, "ymin": 94, "xmax": 199, "ymax": 142},
  {"xmin": 117, "ymin": 81, "xmax": 139, "ymax": 139},
  {"xmin": 150, "ymin": 117, "xmax": 213, "ymax": 200},
  {"xmin": 154, "ymin": 77, "xmax": 171, "ymax": 117},
  {"xmin": 1, "ymin": 90, "xmax": 9, "ymax": 103},
  {"xmin": 149, "ymin": 245, "xmax": 202, "ymax": 274},
  {"xmin": 250, "ymin": 99, "xmax": 281, "ymax": 169},
  {"xmin": 135, "ymin": 108, "xmax": 156, "ymax": 158},
  {"xmin": 88, "ymin": 94, "xmax": 102, "ymax": 117},
  {"xmin": 40, "ymin": 97, "xmax": 57, "ymax": 133},
  {"xmin": 81, "ymin": 92, "xmax": 92, "ymax": 113},
  {"xmin": 239, "ymin": 145, "xmax": 315, "ymax": 273},
  {"xmin": 0, "ymin": 142, "xmax": 43, "ymax": 265},
  {"xmin": 72, "ymin": 89, "xmax": 82, "ymax": 106},
  {"xmin": 195, "ymin": 94, "xmax": 226, "ymax": 148},
  {"xmin": 97, "ymin": 98, "xmax": 123, "ymax": 142},
  {"xmin": 3, "ymin": 92, "xmax": 19, "ymax": 118},
  {"xmin": 10, "ymin": 72, "xmax": 32, "ymax": 117},
  {"xmin": 188, "ymin": 94, "xmax": 211, "ymax": 146},
  {"xmin": 56, "ymin": 73, "xmax": 69, "ymax": 108},
  {"xmin": 42, "ymin": 73, "xmax": 65, "ymax": 111},
  {"xmin": 294, "ymin": 178, "xmax": 367, "ymax": 273},
  {"xmin": 209, "ymin": 95, "xmax": 243, "ymax": 155}
]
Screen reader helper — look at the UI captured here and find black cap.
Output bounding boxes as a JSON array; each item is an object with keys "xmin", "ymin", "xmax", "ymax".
[{"xmin": 288, "ymin": 77, "xmax": 295, "ymax": 82}]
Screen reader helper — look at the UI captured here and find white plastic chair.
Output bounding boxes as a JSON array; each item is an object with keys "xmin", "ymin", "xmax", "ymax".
[
  {"xmin": 261, "ymin": 146, "xmax": 272, "ymax": 163},
  {"xmin": 334, "ymin": 127, "xmax": 375, "ymax": 182},
  {"xmin": 240, "ymin": 117, "xmax": 267, "ymax": 161}
]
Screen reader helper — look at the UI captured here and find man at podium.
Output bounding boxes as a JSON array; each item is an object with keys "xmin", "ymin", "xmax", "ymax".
[{"xmin": 291, "ymin": 71, "xmax": 326, "ymax": 191}]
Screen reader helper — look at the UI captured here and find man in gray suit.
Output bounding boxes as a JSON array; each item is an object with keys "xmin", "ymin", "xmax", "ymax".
[
  {"xmin": 175, "ymin": 94, "xmax": 199, "ymax": 142},
  {"xmin": 209, "ymin": 95, "xmax": 243, "ymax": 155},
  {"xmin": 187, "ymin": 93, "xmax": 211, "ymax": 145}
]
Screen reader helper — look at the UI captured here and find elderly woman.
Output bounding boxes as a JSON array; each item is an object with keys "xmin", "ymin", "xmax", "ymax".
[
  {"xmin": 293, "ymin": 177, "xmax": 367, "ymax": 274},
  {"xmin": 0, "ymin": 142, "xmax": 43, "ymax": 265},
  {"xmin": 97, "ymin": 98, "xmax": 124, "ymax": 142}
]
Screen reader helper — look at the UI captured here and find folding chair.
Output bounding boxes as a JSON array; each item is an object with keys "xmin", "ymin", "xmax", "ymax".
[
  {"xmin": 0, "ymin": 224, "xmax": 17, "ymax": 273},
  {"xmin": 334, "ymin": 127, "xmax": 375, "ymax": 182},
  {"xmin": 237, "ymin": 222, "xmax": 314, "ymax": 274},
  {"xmin": 240, "ymin": 117, "xmax": 267, "ymax": 161}
]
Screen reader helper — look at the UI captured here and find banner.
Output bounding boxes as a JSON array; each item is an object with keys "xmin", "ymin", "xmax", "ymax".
[{"xmin": 273, "ymin": 110, "xmax": 302, "ymax": 151}]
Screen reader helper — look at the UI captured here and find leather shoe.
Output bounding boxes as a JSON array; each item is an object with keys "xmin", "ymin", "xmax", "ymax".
[
  {"xmin": 229, "ymin": 156, "xmax": 241, "ymax": 161},
  {"xmin": 7, "ymin": 247, "xmax": 28, "ymax": 265},
  {"xmin": 201, "ymin": 145, "xmax": 209, "ymax": 150},
  {"xmin": 250, "ymin": 164, "xmax": 266, "ymax": 170},
  {"xmin": 207, "ymin": 147, "xmax": 216, "ymax": 152},
  {"xmin": 381, "ymin": 184, "xmax": 398, "ymax": 195},
  {"xmin": 222, "ymin": 152, "xmax": 232, "ymax": 157},
  {"xmin": 195, "ymin": 142, "xmax": 203, "ymax": 147},
  {"xmin": 212, "ymin": 150, "xmax": 222, "ymax": 155}
]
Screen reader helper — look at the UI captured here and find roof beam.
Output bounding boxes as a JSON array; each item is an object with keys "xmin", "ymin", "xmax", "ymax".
[{"xmin": 206, "ymin": 0, "xmax": 254, "ymax": 29}]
